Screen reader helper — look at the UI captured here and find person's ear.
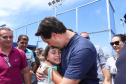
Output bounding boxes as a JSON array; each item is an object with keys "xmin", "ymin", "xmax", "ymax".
[
  {"xmin": 46, "ymin": 56, "xmax": 49, "ymax": 61},
  {"xmin": 89, "ymin": 37, "xmax": 90, "ymax": 40},
  {"xmin": 51, "ymin": 33, "xmax": 57, "ymax": 39}
]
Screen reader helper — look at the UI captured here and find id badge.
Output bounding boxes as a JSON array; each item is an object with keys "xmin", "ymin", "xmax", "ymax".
[{"xmin": 25, "ymin": 53, "xmax": 32, "ymax": 59}]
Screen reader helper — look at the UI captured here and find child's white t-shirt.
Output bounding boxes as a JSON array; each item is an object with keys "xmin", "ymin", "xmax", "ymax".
[{"xmin": 37, "ymin": 63, "xmax": 57, "ymax": 84}]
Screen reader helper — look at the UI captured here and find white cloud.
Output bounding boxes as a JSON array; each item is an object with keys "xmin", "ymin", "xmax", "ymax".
[
  {"xmin": 95, "ymin": 9, "xmax": 101, "ymax": 15},
  {"xmin": 96, "ymin": 9, "xmax": 101, "ymax": 14},
  {"xmin": 0, "ymin": 0, "xmax": 84, "ymax": 28},
  {"xmin": 0, "ymin": 21, "xmax": 15, "ymax": 28},
  {"xmin": 0, "ymin": 10, "xmax": 10, "ymax": 16},
  {"xmin": 0, "ymin": 0, "xmax": 52, "ymax": 16},
  {"xmin": 0, "ymin": 0, "xmax": 84, "ymax": 17}
]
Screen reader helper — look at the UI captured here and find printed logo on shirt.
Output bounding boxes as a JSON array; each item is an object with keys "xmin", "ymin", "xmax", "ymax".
[
  {"xmin": 15, "ymin": 59, "xmax": 19, "ymax": 61},
  {"xmin": 113, "ymin": 68, "xmax": 117, "ymax": 72},
  {"xmin": 25, "ymin": 53, "xmax": 32, "ymax": 59},
  {"xmin": 109, "ymin": 66, "xmax": 117, "ymax": 74}
]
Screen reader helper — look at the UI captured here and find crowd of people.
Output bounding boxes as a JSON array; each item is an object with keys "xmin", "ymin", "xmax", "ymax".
[{"xmin": 0, "ymin": 16, "xmax": 126, "ymax": 84}]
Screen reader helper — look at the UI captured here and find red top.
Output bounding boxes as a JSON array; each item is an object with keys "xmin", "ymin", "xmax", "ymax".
[{"xmin": 0, "ymin": 46, "xmax": 28, "ymax": 84}]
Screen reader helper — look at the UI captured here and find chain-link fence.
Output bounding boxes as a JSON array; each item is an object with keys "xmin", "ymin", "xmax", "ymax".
[{"xmin": 13, "ymin": 0, "xmax": 116, "ymax": 57}]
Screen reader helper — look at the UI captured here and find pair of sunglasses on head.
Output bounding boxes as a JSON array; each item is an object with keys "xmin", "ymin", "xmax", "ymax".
[{"xmin": 110, "ymin": 41, "xmax": 120, "ymax": 46}]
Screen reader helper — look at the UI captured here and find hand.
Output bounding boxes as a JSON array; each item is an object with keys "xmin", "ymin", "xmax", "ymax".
[
  {"xmin": 30, "ymin": 70, "xmax": 34, "ymax": 76},
  {"xmin": 36, "ymin": 65, "xmax": 45, "ymax": 81}
]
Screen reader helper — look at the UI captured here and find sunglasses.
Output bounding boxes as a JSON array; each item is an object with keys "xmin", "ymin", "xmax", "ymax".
[
  {"xmin": 110, "ymin": 41, "xmax": 120, "ymax": 46},
  {"xmin": 85, "ymin": 37, "xmax": 89, "ymax": 39},
  {"xmin": 4, "ymin": 57, "xmax": 11, "ymax": 68}
]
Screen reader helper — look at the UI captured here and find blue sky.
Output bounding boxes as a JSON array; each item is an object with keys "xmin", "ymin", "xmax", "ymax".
[{"xmin": 0, "ymin": 0, "xmax": 126, "ymax": 55}]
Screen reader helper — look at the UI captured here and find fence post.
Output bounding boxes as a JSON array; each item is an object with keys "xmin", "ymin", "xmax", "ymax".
[
  {"xmin": 76, "ymin": 8, "xmax": 78, "ymax": 33},
  {"xmin": 106, "ymin": 0, "xmax": 113, "ymax": 56}
]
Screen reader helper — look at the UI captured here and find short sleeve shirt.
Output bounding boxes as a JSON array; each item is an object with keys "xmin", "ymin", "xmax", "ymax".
[
  {"xmin": 0, "ymin": 46, "xmax": 28, "ymax": 84},
  {"xmin": 38, "ymin": 63, "xmax": 57, "ymax": 84},
  {"xmin": 25, "ymin": 48, "xmax": 35, "ymax": 69},
  {"xmin": 61, "ymin": 33, "xmax": 99, "ymax": 84},
  {"xmin": 105, "ymin": 57, "xmax": 117, "ymax": 84}
]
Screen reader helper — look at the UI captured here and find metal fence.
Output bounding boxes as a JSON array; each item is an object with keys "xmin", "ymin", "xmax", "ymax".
[{"xmin": 13, "ymin": 0, "xmax": 116, "ymax": 57}]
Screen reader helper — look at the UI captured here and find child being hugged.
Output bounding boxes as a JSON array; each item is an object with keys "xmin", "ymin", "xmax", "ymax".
[{"xmin": 37, "ymin": 45, "xmax": 61, "ymax": 84}]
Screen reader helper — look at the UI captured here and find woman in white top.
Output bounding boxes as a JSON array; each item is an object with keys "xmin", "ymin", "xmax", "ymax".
[{"xmin": 104, "ymin": 34, "xmax": 126, "ymax": 84}]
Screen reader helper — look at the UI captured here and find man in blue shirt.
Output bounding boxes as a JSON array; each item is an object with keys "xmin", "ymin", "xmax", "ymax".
[
  {"xmin": 35, "ymin": 17, "xmax": 99, "ymax": 84},
  {"xmin": 17, "ymin": 35, "xmax": 37, "ymax": 84}
]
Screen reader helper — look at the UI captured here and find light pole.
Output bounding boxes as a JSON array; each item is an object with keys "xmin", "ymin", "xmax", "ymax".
[
  {"xmin": 120, "ymin": 18, "xmax": 125, "ymax": 34},
  {"xmin": 124, "ymin": 14, "xmax": 126, "ymax": 23},
  {"xmin": 0, "ymin": 24, "xmax": 6, "ymax": 28},
  {"xmin": 48, "ymin": 0, "xmax": 65, "ymax": 17}
]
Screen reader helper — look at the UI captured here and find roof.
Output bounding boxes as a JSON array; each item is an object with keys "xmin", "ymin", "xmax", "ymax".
[{"xmin": 13, "ymin": 42, "xmax": 36, "ymax": 48}]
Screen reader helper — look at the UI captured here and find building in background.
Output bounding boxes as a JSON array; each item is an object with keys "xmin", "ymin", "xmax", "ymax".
[{"xmin": 13, "ymin": 42, "xmax": 36, "ymax": 51}]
